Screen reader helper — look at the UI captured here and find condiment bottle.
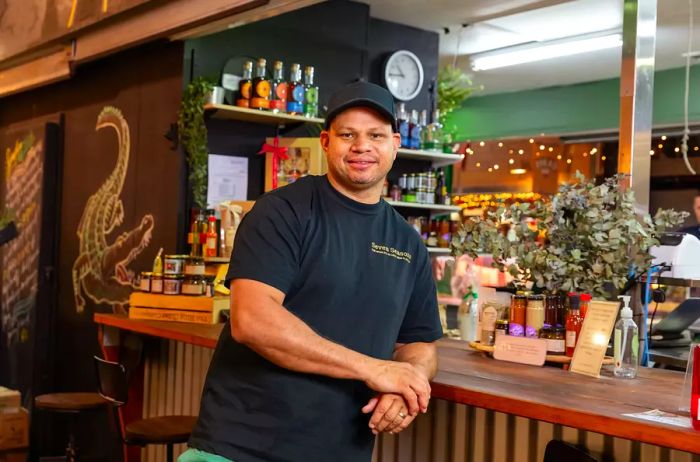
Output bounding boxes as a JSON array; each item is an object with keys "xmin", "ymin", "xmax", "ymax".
[
  {"xmin": 544, "ymin": 294, "xmax": 560, "ymax": 328},
  {"xmin": 565, "ymin": 294, "xmax": 583, "ymax": 357},
  {"xmin": 614, "ymin": 295, "xmax": 638, "ymax": 378},
  {"xmin": 526, "ymin": 295, "xmax": 545, "ymax": 338},
  {"xmin": 691, "ymin": 343, "xmax": 700, "ymax": 430},
  {"xmin": 190, "ymin": 212, "xmax": 206, "ymax": 257},
  {"xmin": 206, "ymin": 215, "xmax": 218, "ymax": 258},
  {"xmin": 236, "ymin": 60, "xmax": 253, "ymax": 108},
  {"xmin": 270, "ymin": 60, "xmax": 287, "ymax": 113},
  {"xmin": 509, "ymin": 294, "xmax": 527, "ymax": 337},
  {"xmin": 250, "ymin": 58, "xmax": 270, "ymax": 110},
  {"xmin": 580, "ymin": 293, "xmax": 591, "ymax": 318},
  {"xmin": 152, "ymin": 247, "xmax": 163, "ymax": 274}
]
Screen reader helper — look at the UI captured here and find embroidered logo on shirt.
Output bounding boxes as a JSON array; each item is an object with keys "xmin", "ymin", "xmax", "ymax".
[{"xmin": 371, "ymin": 242, "xmax": 412, "ymax": 264}]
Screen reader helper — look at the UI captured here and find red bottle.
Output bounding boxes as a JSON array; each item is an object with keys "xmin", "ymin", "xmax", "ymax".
[
  {"xmin": 565, "ymin": 294, "xmax": 583, "ymax": 357},
  {"xmin": 692, "ymin": 344, "xmax": 700, "ymax": 430}
]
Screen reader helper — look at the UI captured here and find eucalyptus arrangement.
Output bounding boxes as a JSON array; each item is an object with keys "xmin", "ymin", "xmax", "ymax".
[
  {"xmin": 453, "ymin": 173, "xmax": 688, "ymax": 298},
  {"xmin": 178, "ymin": 77, "xmax": 214, "ymax": 209}
]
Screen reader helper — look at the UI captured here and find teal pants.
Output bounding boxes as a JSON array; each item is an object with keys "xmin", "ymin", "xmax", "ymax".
[{"xmin": 178, "ymin": 448, "xmax": 234, "ymax": 462}]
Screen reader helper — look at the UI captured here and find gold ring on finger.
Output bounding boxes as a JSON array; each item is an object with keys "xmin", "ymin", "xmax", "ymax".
[{"xmin": 398, "ymin": 411, "xmax": 406, "ymax": 419}]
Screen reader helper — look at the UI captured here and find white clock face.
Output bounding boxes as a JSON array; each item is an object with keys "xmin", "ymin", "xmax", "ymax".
[{"xmin": 385, "ymin": 51, "xmax": 424, "ymax": 101}]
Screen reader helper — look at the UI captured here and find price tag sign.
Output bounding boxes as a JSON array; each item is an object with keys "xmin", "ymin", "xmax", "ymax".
[
  {"xmin": 493, "ymin": 335, "xmax": 547, "ymax": 366},
  {"xmin": 570, "ymin": 300, "xmax": 620, "ymax": 378}
]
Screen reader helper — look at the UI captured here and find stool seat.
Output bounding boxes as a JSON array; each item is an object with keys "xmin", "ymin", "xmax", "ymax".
[
  {"xmin": 35, "ymin": 392, "xmax": 109, "ymax": 412},
  {"xmin": 125, "ymin": 415, "xmax": 197, "ymax": 445}
]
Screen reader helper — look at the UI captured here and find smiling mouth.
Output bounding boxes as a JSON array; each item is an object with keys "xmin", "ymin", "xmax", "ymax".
[{"xmin": 347, "ymin": 159, "xmax": 377, "ymax": 167}]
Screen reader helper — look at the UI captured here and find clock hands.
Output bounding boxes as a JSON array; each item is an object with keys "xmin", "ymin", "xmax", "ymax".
[{"xmin": 388, "ymin": 65, "xmax": 405, "ymax": 78}]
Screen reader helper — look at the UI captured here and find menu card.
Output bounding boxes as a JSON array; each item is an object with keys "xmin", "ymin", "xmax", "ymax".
[{"xmin": 570, "ymin": 300, "xmax": 620, "ymax": 378}]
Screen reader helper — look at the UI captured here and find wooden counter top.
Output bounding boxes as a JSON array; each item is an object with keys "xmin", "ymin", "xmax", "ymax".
[{"xmin": 94, "ymin": 313, "xmax": 699, "ymax": 453}]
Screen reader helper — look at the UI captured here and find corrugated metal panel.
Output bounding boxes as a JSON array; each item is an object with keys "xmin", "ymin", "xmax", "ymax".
[{"xmin": 139, "ymin": 339, "xmax": 698, "ymax": 462}]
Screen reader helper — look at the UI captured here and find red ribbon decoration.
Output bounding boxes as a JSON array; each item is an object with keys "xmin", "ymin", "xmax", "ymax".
[{"xmin": 258, "ymin": 136, "xmax": 289, "ymax": 189}]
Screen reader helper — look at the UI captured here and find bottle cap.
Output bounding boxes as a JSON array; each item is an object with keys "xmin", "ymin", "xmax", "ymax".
[
  {"xmin": 580, "ymin": 293, "xmax": 592, "ymax": 301},
  {"xmin": 617, "ymin": 295, "xmax": 633, "ymax": 318}
]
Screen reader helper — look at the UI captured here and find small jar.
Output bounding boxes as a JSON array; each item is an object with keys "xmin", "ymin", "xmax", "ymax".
[
  {"xmin": 163, "ymin": 254, "xmax": 187, "ymax": 275},
  {"xmin": 182, "ymin": 276, "xmax": 206, "ymax": 296},
  {"xmin": 139, "ymin": 272, "xmax": 152, "ymax": 292},
  {"xmin": 544, "ymin": 326, "xmax": 566, "ymax": 355},
  {"xmin": 184, "ymin": 257, "xmax": 205, "ymax": 276},
  {"xmin": 526, "ymin": 295, "xmax": 545, "ymax": 338},
  {"xmin": 150, "ymin": 273, "xmax": 163, "ymax": 294},
  {"xmin": 495, "ymin": 319, "xmax": 509, "ymax": 338},
  {"xmin": 163, "ymin": 274, "xmax": 183, "ymax": 295}
]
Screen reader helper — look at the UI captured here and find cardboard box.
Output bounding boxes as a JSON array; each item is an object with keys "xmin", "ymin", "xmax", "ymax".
[
  {"xmin": 0, "ymin": 389, "xmax": 20, "ymax": 409},
  {"xmin": 0, "ymin": 408, "xmax": 28, "ymax": 451}
]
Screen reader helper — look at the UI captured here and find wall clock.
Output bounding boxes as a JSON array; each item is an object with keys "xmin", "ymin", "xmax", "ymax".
[{"xmin": 383, "ymin": 50, "xmax": 424, "ymax": 101}]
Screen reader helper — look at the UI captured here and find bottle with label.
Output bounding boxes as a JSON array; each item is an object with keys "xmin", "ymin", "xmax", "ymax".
[
  {"xmin": 270, "ymin": 60, "xmax": 287, "ymax": 113},
  {"xmin": 565, "ymin": 294, "xmax": 583, "ymax": 357},
  {"xmin": 691, "ymin": 343, "xmax": 700, "ymax": 429},
  {"xmin": 418, "ymin": 110, "xmax": 429, "ymax": 149},
  {"xmin": 509, "ymin": 294, "xmax": 527, "ymax": 337},
  {"xmin": 152, "ymin": 247, "xmax": 163, "ymax": 274},
  {"xmin": 526, "ymin": 295, "xmax": 545, "ymax": 338},
  {"xmin": 249, "ymin": 58, "xmax": 270, "ymax": 110},
  {"xmin": 303, "ymin": 66, "xmax": 319, "ymax": 118},
  {"xmin": 614, "ymin": 295, "xmax": 639, "ymax": 378},
  {"xmin": 422, "ymin": 109, "xmax": 444, "ymax": 152},
  {"xmin": 236, "ymin": 60, "xmax": 253, "ymax": 108},
  {"xmin": 190, "ymin": 211, "xmax": 206, "ymax": 258},
  {"xmin": 205, "ymin": 215, "xmax": 218, "ymax": 258},
  {"xmin": 397, "ymin": 103, "xmax": 410, "ymax": 148},
  {"xmin": 435, "ymin": 169, "xmax": 445, "ymax": 205},
  {"xmin": 580, "ymin": 293, "xmax": 591, "ymax": 318},
  {"xmin": 287, "ymin": 63, "xmax": 304, "ymax": 115},
  {"xmin": 459, "ymin": 292, "xmax": 479, "ymax": 342},
  {"xmin": 409, "ymin": 110, "xmax": 421, "ymax": 149},
  {"xmin": 480, "ymin": 302, "xmax": 499, "ymax": 346}
]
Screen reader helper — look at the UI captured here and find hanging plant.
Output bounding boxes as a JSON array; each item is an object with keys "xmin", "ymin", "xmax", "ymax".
[
  {"xmin": 437, "ymin": 65, "xmax": 478, "ymax": 124},
  {"xmin": 178, "ymin": 77, "xmax": 214, "ymax": 210}
]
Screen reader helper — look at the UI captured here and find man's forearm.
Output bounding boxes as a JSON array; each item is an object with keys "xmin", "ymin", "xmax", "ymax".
[{"xmin": 393, "ymin": 342, "xmax": 438, "ymax": 380}]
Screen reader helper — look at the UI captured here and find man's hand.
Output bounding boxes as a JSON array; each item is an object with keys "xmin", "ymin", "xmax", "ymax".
[
  {"xmin": 362, "ymin": 394, "xmax": 416, "ymax": 435},
  {"xmin": 363, "ymin": 360, "xmax": 431, "ymax": 416}
]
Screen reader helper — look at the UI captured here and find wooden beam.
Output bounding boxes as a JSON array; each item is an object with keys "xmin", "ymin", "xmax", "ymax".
[
  {"xmin": 0, "ymin": 47, "xmax": 72, "ymax": 98},
  {"xmin": 73, "ymin": 0, "xmax": 268, "ymax": 65}
]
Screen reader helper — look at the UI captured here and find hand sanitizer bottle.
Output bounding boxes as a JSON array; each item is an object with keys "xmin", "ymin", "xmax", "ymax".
[
  {"xmin": 459, "ymin": 291, "xmax": 479, "ymax": 342},
  {"xmin": 614, "ymin": 295, "xmax": 639, "ymax": 378}
]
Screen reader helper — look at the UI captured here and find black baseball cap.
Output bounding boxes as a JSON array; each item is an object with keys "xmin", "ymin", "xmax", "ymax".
[{"xmin": 324, "ymin": 81, "xmax": 397, "ymax": 132}]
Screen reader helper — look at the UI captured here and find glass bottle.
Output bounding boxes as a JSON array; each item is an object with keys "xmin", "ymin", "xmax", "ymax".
[
  {"xmin": 286, "ymin": 63, "xmax": 304, "ymax": 115},
  {"xmin": 544, "ymin": 294, "xmax": 560, "ymax": 328},
  {"xmin": 565, "ymin": 294, "xmax": 583, "ymax": 357},
  {"xmin": 303, "ymin": 66, "xmax": 319, "ymax": 118},
  {"xmin": 691, "ymin": 344, "xmax": 700, "ymax": 430},
  {"xmin": 418, "ymin": 110, "xmax": 429, "ymax": 149},
  {"xmin": 459, "ymin": 292, "xmax": 479, "ymax": 342},
  {"xmin": 580, "ymin": 293, "xmax": 591, "ymax": 318},
  {"xmin": 614, "ymin": 295, "xmax": 638, "ymax": 378},
  {"xmin": 206, "ymin": 215, "xmax": 218, "ymax": 258},
  {"xmin": 409, "ymin": 110, "xmax": 421, "ymax": 150},
  {"xmin": 397, "ymin": 103, "xmax": 410, "ymax": 148},
  {"xmin": 270, "ymin": 60, "xmax": 287, "ymax": 113},
  {"xmin": 526, "ymin": 295, "xmax": 545, "ymax": 338},
  {"xmin": 435, "ymin": 169, "xmax": 445, "ymax": 205},
  {"xmin": 190, "ymin": 211, "xmax": 206, "ymax": 258},
  {"xmin": 236, "ymin": 60, "xmax": 253, "ymax": 108},
  {"xmin": 509, "ymin": 294, "xmax": 527, "ymax": 337},
  {"xmin": 423, "ymin": 109, "xmax": 444, "ymax": 152},
  {"xmin": 250, "ymin": 58, "xmax": 270, "ymax": 110}
]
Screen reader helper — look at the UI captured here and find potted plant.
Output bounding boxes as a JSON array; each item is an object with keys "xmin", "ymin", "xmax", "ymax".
[
  {"xmin": 178, "ymin": 77, "xmax": 215, "ymax": 210},
  {"xmin": 437, "ymin": 65, "xmax": 481, "ymax": 147},
  {"xmin": 452, "ymin": 173, "xmax": 688, "ymax": 299}
]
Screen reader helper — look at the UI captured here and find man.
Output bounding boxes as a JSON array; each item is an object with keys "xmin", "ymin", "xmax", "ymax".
[
  {"xmin": 182, "ymin": 81, "xmax": 442, "ymax": 462},
  {"xmin": 680, "ymin": 193, "xmax": 700, "ymax": 240}
]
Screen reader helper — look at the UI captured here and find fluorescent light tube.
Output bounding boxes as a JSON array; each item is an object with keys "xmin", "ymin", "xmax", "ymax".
[{"xmin": 471, "ymin": 33, "xmax": 622, "ymax": 71}]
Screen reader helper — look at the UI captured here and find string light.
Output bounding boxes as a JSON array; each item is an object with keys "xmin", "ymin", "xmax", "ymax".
[
  {"xmin": 650, "ymin": 149, "xmax": 655, "ymax": 155},
  {"xmin": 583, "ymin": 152, "xmax": 588, "ymax": 157},
  {"xmin": 488, "ymin": 167, "xmax": 493, "ymax": 172},
  {"xmin": 539, "ymin": 144, "xmax": 545, "ymax": 150},
  {"xmin": 476, "ymin": 162, "xmax": 481, "ymax": 167},
  {"xmin": 602, "ymin": 155, "xmax": 607, "ymax": 160},
  {"xmin": 566, "ymin": 158, "xmax": 572, "ymax": 164},
  {"xmin": 536, "ymin": 152, "xmax": 541, "ymax": 156},
  {"xmin": 479, "ymin": 141, "xmax": 485, "ymax": 147},
  {"xmin": 498, "ymin": 142, "xmax": 503, "ymax": 147},
  {"xmin": 675, "ymin": 147, "xmax": 681, "ymax": 153},
  {"xmin": 661, "ymin": 135, "xmax": 667, "ymax": 140},
  {"xmin": 695, "ymin": 146, "xmax": 699, "ymax": 151},
  {"xmin": 658, "ymin": 143, "xmax": 663, "ymax": 149},
  {"xmin": 509, "ymin": 159, "xmax": 515, "ymax": 164},
  {"xmin": 548, "ymin": 147, "xmax": 554, "ymax": 152},
  {"xmin": 494, "ymin": 164, "xmax": 500, "ymax": 170},
  {"xmin": 590, "ymin": 148, "xmax": 598, "ymax": 154},
  {"xmin": 529, "ymin": 138, "xmax": 534, "ymax": 143},
  {"xmin": 556, "ymin": 154, "xmax": 562, "ymax": 160},
  {"xmin": 508, "ymin": 149, "xmax": 514, "ymax": 154},
  {"xmin": 518, "ymin": 149, "xmax": 524, "ymax": 155}
]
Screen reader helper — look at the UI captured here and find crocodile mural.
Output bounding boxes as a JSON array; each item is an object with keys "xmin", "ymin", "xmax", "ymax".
[{"xmin": 72, "ymin": 106, "xmax": 154, "ymax": 314}]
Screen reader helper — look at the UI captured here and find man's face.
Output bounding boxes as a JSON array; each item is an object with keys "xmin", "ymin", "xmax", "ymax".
[
  {"xmin": 694, "ymin": 196, "xmax": 700, "ymax": 223},
  {"xmin": 320, "ymin": 107, "xmax": 400, "ymax": 194}
]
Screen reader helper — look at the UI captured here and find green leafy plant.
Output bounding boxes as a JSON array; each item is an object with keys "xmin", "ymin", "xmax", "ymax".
[
  {"xmin": 178, "ymin": 77, "xmax": 215, "ymax": 209},
  {"xmin": 453, "ymin": 173, "xmax": 688, "ymax": 298},
  {"xmin": 437, "ymin": 65, "xmax": 478, "ymax": 125},
  {"xmin": 0, "ymin": 209, "xmax": 15, "ymax": 229}
]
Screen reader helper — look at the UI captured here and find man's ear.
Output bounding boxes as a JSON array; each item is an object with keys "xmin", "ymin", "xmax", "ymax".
[{"xmin": 320, "ymin": 130, "xmax": 330, "ymax": 153}]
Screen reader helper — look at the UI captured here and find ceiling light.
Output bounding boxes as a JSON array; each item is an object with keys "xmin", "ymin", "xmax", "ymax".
[
  {"xmin": 471, "ymin": 33, "xmax": 623, "ymax": 71},
  {"xmin": 658, "ymin": 143, "xmax": 663, "ymax": 149},
  {"xmin": 510, "ymin": 168, "xmax": 527, "ymax": 175},
  {"xmin": 695, "ymin": 146, "xmax": 699, "ymax": 151},
  {"xmin": 556, "ymin": 154, "xmax": 562, "ymax": 160},
  {"xmin": 602, "ymin": 155, "xmax": 607, "ymax": 160},
  {"xmin": 590, "ymin": 148, "xmax": 598, "ymax": 154},
  {"xmin": 488, "ymin": 167, "xmax": 493, "ymax": 172}
]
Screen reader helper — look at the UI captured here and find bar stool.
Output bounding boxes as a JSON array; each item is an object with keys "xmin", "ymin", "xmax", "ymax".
[
  {"xmin": 94, "ymin": 356, "xmax": 197, "ymax": 462},
  {"xmin": 34, "ymin": 392, "xmax": 110, "ymax": 461}
]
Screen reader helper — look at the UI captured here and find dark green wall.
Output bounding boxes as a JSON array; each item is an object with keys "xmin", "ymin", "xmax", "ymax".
[{"xmin": 447, "ymin": 65, "xmax": 700, "ymax": 140}]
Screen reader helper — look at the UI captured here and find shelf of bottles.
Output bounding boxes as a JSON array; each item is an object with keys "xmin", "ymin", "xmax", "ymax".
[
  {"xmin": 395, "ymin": 148, "xmax": 464, "ymax": 167},
  {"xmin": 385, "ymin": 200, "xmax": 460, "ymax": 212},
  {"xmin": 204, "ymin": 103, "xmax": 324, "ymax": 125}
]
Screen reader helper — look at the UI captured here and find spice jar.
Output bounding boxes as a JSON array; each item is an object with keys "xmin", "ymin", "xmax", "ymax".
[
  {"xmin": 526, "ymin": 295, "xmax": 545, "ymax": 338},
  {"xmin": 495, "ymin": 319, "xmax": 509, "ymax": 338},
  {"xmin": 164, "ymin": 254, "xmax": 187, "ymax": 275},
  {"xmin": 509, "ymin": 294, "xmax": 527, "ymax": 337},
  {"xmin": 182, "ymin": 276, "xmax": 206, "ymax": 296},
  {"xmin": 163, "ymin": 274, "xmax": 183, "ymax": 295},
  {"xmin": 139, "ymin": 272, "xmax": 152, "ymax": 292},
  {"xmin": 184, "ymin": 257, "xmax": 205, "ymax": 276},
  {"xmin": 543, "ymin": 326, "xmax": 566, "ymax": 355},
  {"xmin": 151, "ymin": 273, "xmax": 163, "ymax": 294}
]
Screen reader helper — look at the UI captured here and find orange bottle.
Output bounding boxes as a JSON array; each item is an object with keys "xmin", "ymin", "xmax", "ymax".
[
  {"xmin": 565, "ymin": 294, "xmax": 583, "ymax": 357},
  {"xmin": 205, "ymin": 215, "xmax": 218, "ymax": 257}
]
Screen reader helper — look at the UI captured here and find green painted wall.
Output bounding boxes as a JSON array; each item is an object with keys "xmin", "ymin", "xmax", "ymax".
[{"xmin": 447, "ymin": 65, "xmax": 700, "ymax": 140}]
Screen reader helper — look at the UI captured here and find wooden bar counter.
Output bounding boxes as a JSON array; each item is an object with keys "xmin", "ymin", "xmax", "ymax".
[{"xmin": 95, "ymin": 313, "xmax": 699, "ymax": 460}]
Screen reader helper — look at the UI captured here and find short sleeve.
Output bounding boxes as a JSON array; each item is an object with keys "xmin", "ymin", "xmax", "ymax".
[
  {"xmin": 225, "ymin": 194, "xmax": 301, "ymax": 294},
  {"xmin": 396, "ymin": 250, "xmax": 443, "ymax": 344}
]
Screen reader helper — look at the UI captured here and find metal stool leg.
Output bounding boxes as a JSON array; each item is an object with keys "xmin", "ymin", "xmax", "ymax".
[{"xmin": 166, "ymin": 443, "xmax": 173, "ymax": 462}]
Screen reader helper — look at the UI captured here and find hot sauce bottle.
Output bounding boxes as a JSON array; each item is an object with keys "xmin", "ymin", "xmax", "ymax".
[
  {"xmin": 565, "ymin": 294, "xmax": 583, "ymax": 357},
  {"xmin": 270, "ymin": 60, "xmax": 287, "ymax": 113},
  {"xmin": 286, "ymin": 63, "xmax": 304, "ymax": 115},
  {"xmin": 236, "ymin": 60, "xmax": 253, "ymax": 108},
  {"xmin": 250, "ymin": 58, "xmax": 270, "ymax": 110},
  {"xmin": 509, "ymin": 294, "xmax": 527, "ymax": 337}
]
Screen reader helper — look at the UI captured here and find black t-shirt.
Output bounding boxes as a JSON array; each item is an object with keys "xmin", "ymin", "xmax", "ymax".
[
  {"xmin": 680, "ymin": 225, "xmax": 700, "ymax": 241},
  {"xmin": 188, "ymin": 175, "xmax": 442, "ymax": 462}
]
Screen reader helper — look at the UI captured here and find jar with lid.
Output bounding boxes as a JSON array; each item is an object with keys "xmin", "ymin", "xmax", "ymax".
[
  {"xmin": 182, "ymin": 276, "xmax": 206, "ymax": 296},
  {"xmin": 509, "ymin": 294, "xmax": 527, "ymax": 337},
  {"xmin": 151, "ymin": 273, "xmax": 163, "ymax": 293},
  {"xmin": 495, "ymin": 319, "xmax": 509, "ymax": 338},
  {"xmin": 163, "ymin": 274, "xmax": 183, "ymax": 295},
  {"xmin": 139, "ymin": 272, "xmax": 152, "ymax": 292},
  {"xmin": 542, "ymin": 326, "xmax": 566, "ymax": 355},
  {"xmin": 525, "ymin": 295, "xmax": 545, "ymax": 338}
]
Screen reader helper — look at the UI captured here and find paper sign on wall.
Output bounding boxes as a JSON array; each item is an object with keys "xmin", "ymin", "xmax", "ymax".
[
  {"xmin": 570, "ymin": 300, "xmax": 620, "ymax": 378},
  {"xmin": 207, "ymin": 154, "xmax": 248, "ymax": 208}
]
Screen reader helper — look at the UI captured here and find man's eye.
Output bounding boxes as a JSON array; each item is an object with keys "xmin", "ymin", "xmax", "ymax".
[
  {"xmin": 339, "ymin": 133, "xmax": 353, "ymax": 139},
  {"xmin": 370, "ymin": 133, "xmax": 386, "ymax": 140}
]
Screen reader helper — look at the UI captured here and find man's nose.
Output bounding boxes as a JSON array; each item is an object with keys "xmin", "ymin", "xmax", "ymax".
[{"xmin": 351, "ymin": 135, "xmax": 372, "ymax": 151}]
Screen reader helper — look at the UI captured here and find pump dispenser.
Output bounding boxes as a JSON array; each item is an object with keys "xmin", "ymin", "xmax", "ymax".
[{"xmin": 614, "ymin": 295, "xmax": 638, "ymax": 378}]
